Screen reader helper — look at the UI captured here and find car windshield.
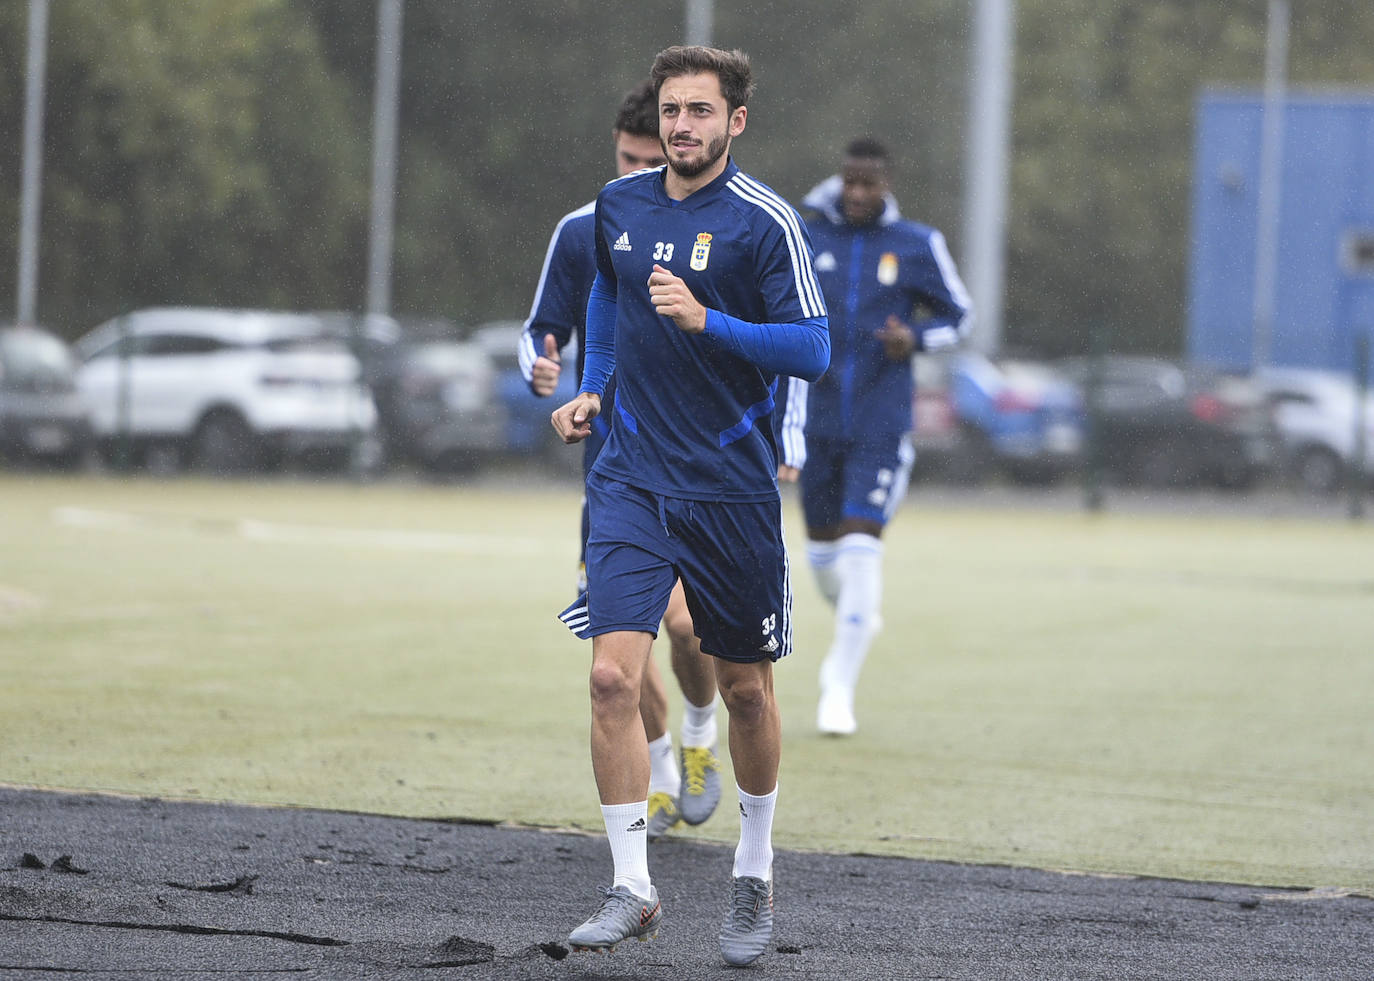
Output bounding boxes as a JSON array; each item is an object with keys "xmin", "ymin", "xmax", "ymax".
[
  {"xmin": 0, "ymin": 329, "xmax": 77, "ymax": 390},
  {"xmin": 262, "ymin": 335, "xmax": 351, "ymax": 355},
  {"xmin": 407, "ymin": 342, "xmax": 483, "ymax": 375}
]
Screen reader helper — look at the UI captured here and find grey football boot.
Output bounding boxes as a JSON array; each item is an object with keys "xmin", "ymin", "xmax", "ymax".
[
  {"xmin": 568, "ymin": 884, "xmax": 662, "ymax": 952},
  {"xmin": 678, "ymin": 744, "xmax": 722, "ymax": 825},
  {"xmin": 719, "ymin": 875, "xmax": 773, "ymax": 966},
  {"xmin": 646, "ymin": 791, "xmax": 682, "ymax": 841}
]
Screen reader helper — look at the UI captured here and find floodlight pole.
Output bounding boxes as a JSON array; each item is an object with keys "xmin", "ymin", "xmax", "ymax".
[
  {"xmin": 962, "ymin": 0, "xmax": 1014, "ymax": 356},
  {"xmin": 1250, "ymin": 0, "xmax": 1288, "ymax": 372},
  {"xmin": 365, "ymin": 0, "xmax": 404, "ymax": 319},
  {"xmin": 16, "ymin": 0, "xmax": 49, "ymax": 327},
  {"xmin": 685, "ymin": 0, "xmax": 712, "ymax": 45}
]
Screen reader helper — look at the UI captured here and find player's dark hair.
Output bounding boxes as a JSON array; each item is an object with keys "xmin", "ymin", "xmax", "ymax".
[
  {"xmin": 651, "ymin": 45, "xmax": 754, "ymax": 113},
  {"xmin": 614, "ymin": 79, "xmax": 659, "ymax": 138},
  {"xmin": 845, "ymin": 137, "xmax": 891, "ymax": 166}
]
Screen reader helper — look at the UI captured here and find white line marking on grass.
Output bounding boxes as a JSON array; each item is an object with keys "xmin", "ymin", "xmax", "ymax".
[
  {"xmin": 235, "ymin": 518, "xmax": 541, "ymax": 554},
  {"xmin": 0, "ymin": 584, "xmax": 44, "ymax": 619},
  {"xmin": 52, "ymin": 506, "xmax": 544, "ymax": 555},
  {"xmin": 52, "ymin": 506, "xmax": 145, "ymax": 530}
]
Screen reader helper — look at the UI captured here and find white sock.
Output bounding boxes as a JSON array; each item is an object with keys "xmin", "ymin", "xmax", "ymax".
[
  {"xmin": 601, "ymin": 801, "xmax": 651, "ymax": 897},
  {"xmin": 806, "ymin": 540, "xmax": 842, "ymax": 606},
  {"xmin": 648, "ymin": 733, "xmax": 680, "ymax": 796},
  {"xmin": 680, "ymin": 697, "xmax": 718, "ymax": 748},
  {"xmin": 820, "ymin": 533, "xmax": 884, "ymax": 694},
  {"xmin": 733, "ymin": 785, "xmax": 777, "ymax": 881}
]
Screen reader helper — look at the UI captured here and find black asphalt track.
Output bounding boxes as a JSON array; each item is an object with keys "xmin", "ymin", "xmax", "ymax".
[{"xmin": 2, "ymin": 786, "xmax": 1372, "ymax": 980}]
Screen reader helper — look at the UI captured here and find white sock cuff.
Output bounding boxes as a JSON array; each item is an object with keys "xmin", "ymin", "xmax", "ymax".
[
  {"xmin": 648, "ymin": 734, "xmax": 680, "ymax": 795},
  {"xmin": 601, "ymin": 800, "xmax": 647, "ymax": 828},
  {"xmin": 837, "ymin": 531, "xmax": 884, "ymax": 558},
  {"xmin": 737, "ymin": 784, "xmax": 778, "ymax": 808},
  {"xmin": 806, "ymin": 539, "xmax": 840, "ymax": 566},
  {"xmin": 807, "ymin": 540, "xmax": 843, "ymax": 606},
  {"xmin": 681, "ymin": 697, "xmax": 718, "ymax": 748}
]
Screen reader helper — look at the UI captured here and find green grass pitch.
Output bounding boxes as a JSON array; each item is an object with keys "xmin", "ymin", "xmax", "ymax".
[{"xmin": 1, "ymin": 471, "xmax": 1371, "ymax": 893}]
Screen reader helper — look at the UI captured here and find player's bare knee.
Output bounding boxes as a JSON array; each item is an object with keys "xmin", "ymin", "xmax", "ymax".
[
  {"xmin": 717, "ymin": 675, "xmax": 770, "ymax": 721},
  {"xmin": 588, "ymin": 661, "xmax": 638, "ymax": 714}
]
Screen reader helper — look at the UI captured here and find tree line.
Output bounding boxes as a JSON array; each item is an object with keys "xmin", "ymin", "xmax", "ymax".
[{"xmin": 2, "ymin": 0, "xmax": 1372, "ymax": 356}]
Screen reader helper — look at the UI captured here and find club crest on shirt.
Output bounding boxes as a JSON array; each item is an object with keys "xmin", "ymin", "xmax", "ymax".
[
  {"xmin": 690, "ymin": 233, "xmax": 713, "ymax": 271},
  {"xmin": 877, "ymin": 252, "xmax": 899, "ymax": 286}
]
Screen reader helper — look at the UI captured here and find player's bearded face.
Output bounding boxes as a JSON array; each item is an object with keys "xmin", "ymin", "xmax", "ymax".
[
  {"xmin": 659, "ymin": 74, "xmax": 743, "ymax": 182},
  {"xmin": 663, "ymin": 129, "xmax": 729, "ymax": 179}
]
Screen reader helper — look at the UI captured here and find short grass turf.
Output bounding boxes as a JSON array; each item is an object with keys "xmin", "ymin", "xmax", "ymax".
[{"xmin": 1, "ymin": 472, "xmax": 1371, "ymax": 893}]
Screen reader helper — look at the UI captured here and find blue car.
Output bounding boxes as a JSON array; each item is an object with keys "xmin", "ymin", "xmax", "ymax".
[
  {"xmin": 933, "ymin": 352, "xmax": 1086, "ymax": 484},
  {"xmin": 470, "ymin": 320, "xmax": 578, "ymax": 459}
]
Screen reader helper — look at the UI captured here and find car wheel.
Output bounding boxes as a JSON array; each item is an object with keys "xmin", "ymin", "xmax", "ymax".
[
  {"xmin": 1131, "ymin": 439, "xmax": 1196, "ymax": 488},
  {"xmin": 1293, "ymin": 445, "xmax": 1343, "ymax": 495},
  {"xmin": 143, "ymin": 441, "xmax": 183, "ymax": 476},
  {"xmin": 943, "ymin": 424, "xmax": 994, "ymax": 486},
  {"xmin": 1213, "ymin": 459, "xmax": 1258, "ymax": 491},
  {"xmin": 424, "ymin": 447, "xmax": 479, "ymax": 477},
  {"xmin": 191, "ymin": 411, "xmax": 260, "ymax": 475}
]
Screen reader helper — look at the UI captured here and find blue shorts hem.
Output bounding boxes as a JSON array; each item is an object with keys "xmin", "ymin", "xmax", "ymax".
[
  {"xmin": 841, "ymin": 505, "xmax": 891, "ymax": 526},
  {"xmin": 584, "ymin": 622, "xmax": 661, "ymax": 640},
  {"xmin": 702, "ymin": 647, "xmax": 788, "ymax": 665}
]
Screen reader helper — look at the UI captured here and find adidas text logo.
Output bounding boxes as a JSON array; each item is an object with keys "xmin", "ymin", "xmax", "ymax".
[
  {"xmin": 759, "ymin": 635, "xmax": 779, "ymax": 654},
  {"xmin": 627, "ymin": 817, "xmax": 647, "ymax": 832},
  {"xmin": 613, "ymin": 231, "xmax": 632, "ymax": 252}
]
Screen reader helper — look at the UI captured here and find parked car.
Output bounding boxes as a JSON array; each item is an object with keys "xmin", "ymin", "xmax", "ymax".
[
  {"xmin": 1058, "ymin": 355, "xmax": 1273, "ymax": 489},
  {"xmin": 950, "ymin": 352, "xmax": 1085, "ymax": 483},
  {"xmin": 313, "ymin": 313, "xmax": 507, "ymax": 475},
  {"xmin": 908, "ymin": 352, "xmax": 964, "ymax": 480},
  {"xmin": 74, "ymin": 308, "xmax": 377, "ymax": 474},
  {"xmin": 469, "ymin": 320, "xmax": 578, "ymax": 460},
  {"xmin": 911, "ymin": 351, "xmax": 1084, "ymax": 484},
  {"xmin": 0, "ymin": 324, "xmax": 92, "ymax": 469},
  {"xmin": 1256, "ymin": 367, "xmax": 1374, "ymax": 494}
]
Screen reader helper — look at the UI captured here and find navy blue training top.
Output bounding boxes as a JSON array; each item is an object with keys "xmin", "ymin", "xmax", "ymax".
[{"xmin": 581, "ymin": 159, "xmax": 829, "ymax": 503}]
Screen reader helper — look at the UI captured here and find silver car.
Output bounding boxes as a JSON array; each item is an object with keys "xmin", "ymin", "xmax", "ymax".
[
  {"xmin": 0, "ymin": 325, "xmax": 92, "ymax": 469},
  {"xmin": 1259, "ymin": 367, "xmax": 1374, "ymax": 493}
]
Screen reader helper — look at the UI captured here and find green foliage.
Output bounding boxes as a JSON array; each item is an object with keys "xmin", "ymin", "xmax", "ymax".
[
  {"xmin": 3, "ymin": 1, "xmax": 1374, "ymax": 353},
  {"xmin": 3, "ymin": 0, "xmax": 370, "ymax": 334}
]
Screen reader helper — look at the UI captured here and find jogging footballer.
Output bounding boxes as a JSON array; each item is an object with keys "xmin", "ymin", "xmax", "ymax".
[
  {"xmin": 551, "ymin": 44, "xmax": 830, "ymax": 967},
  {"xmin": 520, "ymin": 80, "xmax": 725, "ymax": 844}
]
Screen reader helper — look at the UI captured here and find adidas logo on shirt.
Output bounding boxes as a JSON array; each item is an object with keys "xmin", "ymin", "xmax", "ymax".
[
  {"xmin": 613, "ymin": 231, "xmax": 632, "ymax": 252},
  {"xmin": 627, "ymin": 817, "xmax": 647, "ymax": 832}
]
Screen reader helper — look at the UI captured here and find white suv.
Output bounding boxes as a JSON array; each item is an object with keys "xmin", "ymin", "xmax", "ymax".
[
  {"xmin": 75, "ymin": 307, "xmax": 377, "ymax": 473},
  {"xmin": 1259, "ymin": 367, "xmax": 1374, "ymax": 493}
]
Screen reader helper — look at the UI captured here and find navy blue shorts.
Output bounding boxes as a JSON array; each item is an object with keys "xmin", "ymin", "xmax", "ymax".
[
  {"xmin": 576, "ymin": 414, "xmax": 613, "ymax": 567},
  {"xmin": 799, "ymin": 434, "xmax": 914, "ymax": 530},
  {"xmin": 559, "ymin": 474, "xmax": 792, "ymax": 663}
]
